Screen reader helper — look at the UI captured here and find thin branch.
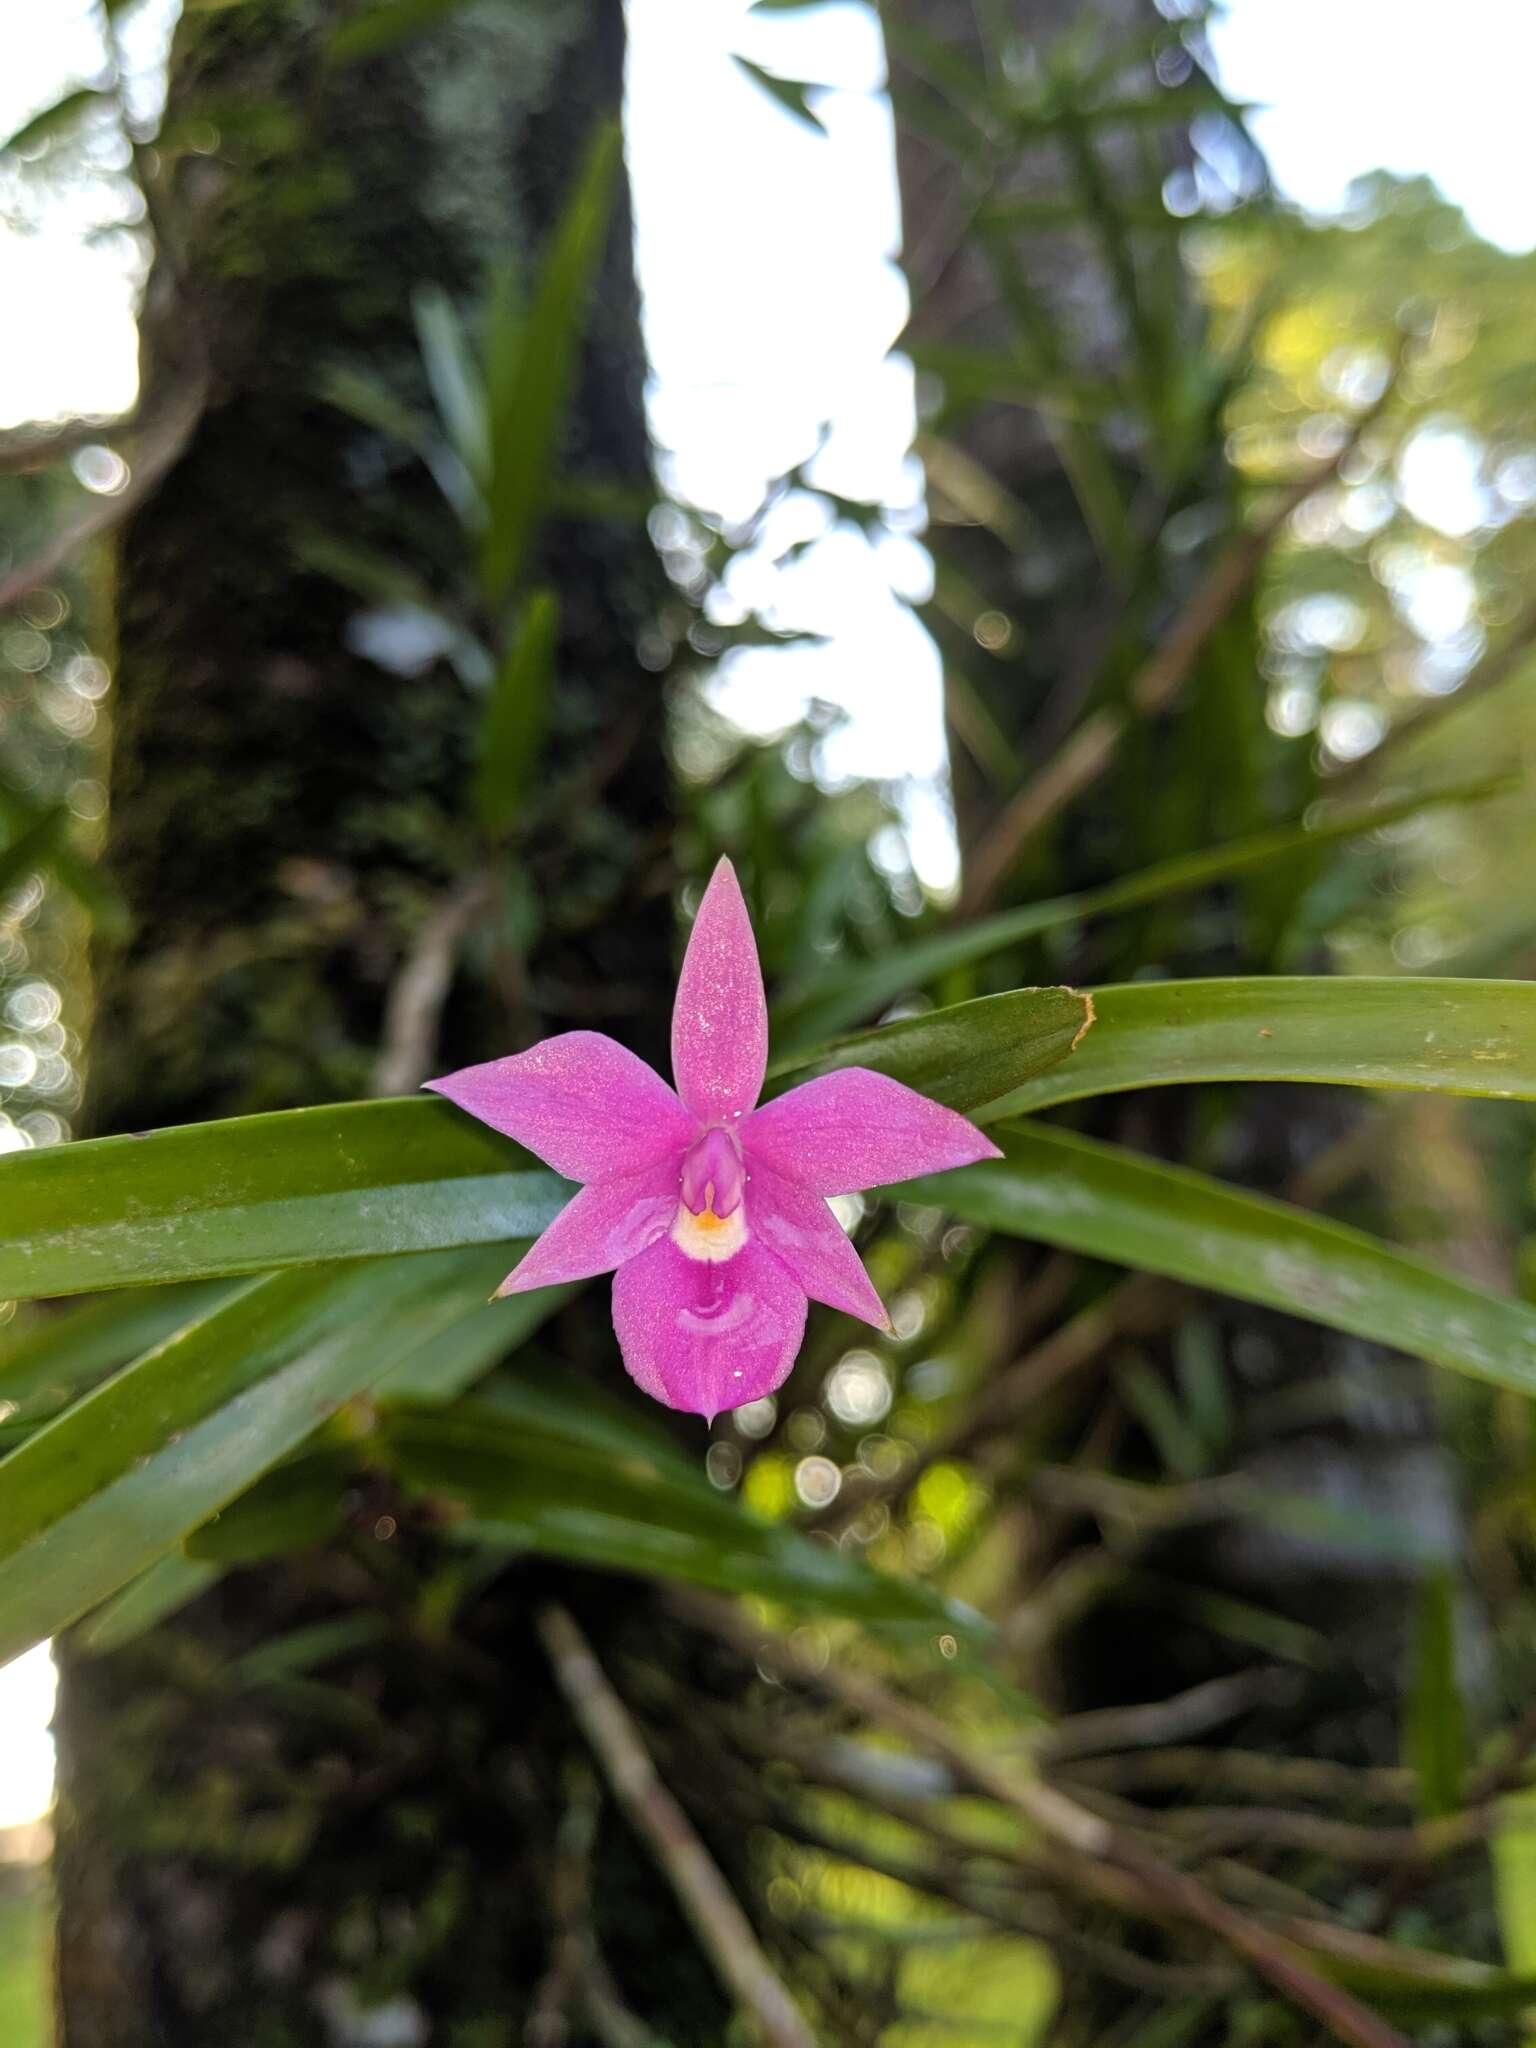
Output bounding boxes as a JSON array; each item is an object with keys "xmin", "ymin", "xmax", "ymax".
[
  {"xmin": 1036, "ymin": 1671, "xmax": 1291, "ymax": 1764},
  {"xmin": 537, "ymin": 1606, "xmax": 815, "ymax": 2048},
  {"xmin": 1057, "ymin": 1744, "xmax": 1411, "ymax": 1807},
  {"xmin": 958, "ymin": 360, "xmax": 1406, "ymax": 914},
  {"xmin": 0, "ymin": 375, "xmax": 207, "ymax": 616},
  {"xmin": 371, "ymin": 870, "xmax": 492, "ymax": 1096},
  {"xmin": 671, "ymin": 1593, "xmax": 1412, "ymax": 2048}
]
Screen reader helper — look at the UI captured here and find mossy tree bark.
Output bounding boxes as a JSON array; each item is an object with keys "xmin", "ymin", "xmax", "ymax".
[{"xmin": 53, "ymin": 6, "xmax": 727, "ymax": 2042}]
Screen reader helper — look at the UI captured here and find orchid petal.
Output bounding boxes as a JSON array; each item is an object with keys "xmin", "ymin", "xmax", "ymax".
[
  {"xmin": 671, "ymin": 857, "xmax": 768, "ymax": 1124},
  {"xmin": 746, "ymin": 1158, "xmax": 891, "ymax": 1331},
  {"xmin": 496, "ymin": 1159, "xmax": 680, "ymax": 1295},
  {"xmin": 744, "ymin": 1067, "xmax": 1002, "ymax": 1195},
  {"xmin": 426, "ymin": 1032, "xmax": 696, "ymax": 1183},
  {"xmin": 610, "ymin": 1238, "xmax": 806, "ymax": 1419}
]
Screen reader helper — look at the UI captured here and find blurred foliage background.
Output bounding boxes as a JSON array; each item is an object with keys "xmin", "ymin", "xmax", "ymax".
[{"xmin": 2, "ymin": 0, "xmax": 1536, "ymax": 2043}]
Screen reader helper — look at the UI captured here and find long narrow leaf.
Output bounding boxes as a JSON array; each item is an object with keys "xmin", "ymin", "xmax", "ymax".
[
  {"xmin": 914, "ymin": 1124, "xmax": 1536, "ymax": 1400},
  {"xmin": 0, "ymin": 1281, "xmax": 235, "ymax": 1434},
  {"xmin": 384, "ymin": 1398, "xmax": 970, "ymax": 1629},
  {"xmin": 475, "ymin": 588, "xmax": 558, "ymax": 831},
  {"xmin": 0, "ymin": 804, "xmax": 67, "ymax": 902},
  {"xmin": 0, "ymin": 1247, "xmax": 507, "ymax": 1665},
  {"xmin": 774, "ymin": 776, "xmax": 1513, "ymax": 1047},
  {"xmin": 479, "ymin": 124, "xmax": 619, "ymax": 607},
  {"xmin": 0, "ymin": 1099, "xmax": 567, "ymax": 1301},
  {"xmin": 992, "ymin": 978, "xmax": 1536, "ymax": 1116}
]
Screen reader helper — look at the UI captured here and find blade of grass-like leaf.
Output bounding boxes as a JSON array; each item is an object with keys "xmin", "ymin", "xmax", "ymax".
[
  {"xmin": 0, "ymin": 1246, "xmax": 508, "ymax": 1665},
  {"xmin": 318, "ymin": 361, "xmax": 478, "ymax": 526},
  {"xmin": 479, "ymin": 123, "xmax": 619, "ymax": 608},
  {"xmin": 773, "ymin": 776, "xmax": 1513, "ymax": 1048},
  {"xmin": 1282, "ymin": 1916, "xmax": 1536, "ymax": 2025},
  {"xmin": 729, "ymin": 55, "xmax": 828, "ymax": 134},
  {"xmin": 0, "ymin": 1280, "xmax": 236, "ymax": 1434},
  {"xmin": 474, "ymin": 588, "xmax": 557, "ymax": 832},
  {"xmin": 991, "ymin": 977, "xmax": 1536, "ymax": 1116},
  {"xmin": 1493, "ymin": 1789, "xmax": 1536, "ymax": 2014},
  {"xmin": 0, "ymin": 804, "xmax": 66, "ymax": 903},
  {"xmin": 72, "ymin": 1552, "xmax": 222, "ymax": 1656},
  {"xmin": 1404, "ymin": 1569, "xmax": 1467, "ymax": 1820},
  {"xmin": 326, "ymin": 0, "xmax": 475, "ymax": 63},
  {"xmin": 384, "ymin": 1400, "xmax": 973, "ymax": 1630},
  {"xmin": 0, "ymin": 994, "xmax": 1086, "ymax": 1300},
  {"xmin": 914, "ymin": 1124, "xmax": 1536, "ymax": 1400},
  {"xmin": 0, "ymin": 1098, "xmax": 568, "ymax": 1301},
  {"xmin": 769, "ymin": 985, "xmax": 1092, "ymax": 1110},
  {"xmin": 0, "ymin": 785, "xmax": 128, "ymax": 937},
  {"xmin": 412, "ymin": 283, "xmax": 489, "ymax": 484},
  {"xmin": 375, "ymin": 1283, "xmax": 575, "ymax": 1403},
  {"xmin": 2, "ymin": 87, "xmax": 109, "ymax": 157}
]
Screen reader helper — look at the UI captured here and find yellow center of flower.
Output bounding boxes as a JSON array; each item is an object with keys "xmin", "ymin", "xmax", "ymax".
[{"xmin": 671, "ymin": 1196, "xmax": 748, "ymax": 1262}]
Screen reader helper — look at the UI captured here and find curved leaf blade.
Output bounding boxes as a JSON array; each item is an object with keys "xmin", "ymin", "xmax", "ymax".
[
  {"xmin": 0, "ymin": 1098, "xmax": 568, "ymax": 1301},
  {"xmin": 0, "ymin": 1247, "xmax": 507, "ymax": 1665},
  {"xmin": 770, "ymin": 984, "xmax": 1093, "ymax": 1114},
  {"xmin": 773, "ymin": 776, "xmax": 1513, "ymax": 1048},
  {"xmin": 913, "ymin": 1123, "xmax": 1536, "ymax": 1399},
  {"xmin": 991, "ymin": 978, "xmax": 1536, "ymax": 1116},
  {"xmin": 384, "ymin": 1397, "xmax": 971, "ymax": 1630}
]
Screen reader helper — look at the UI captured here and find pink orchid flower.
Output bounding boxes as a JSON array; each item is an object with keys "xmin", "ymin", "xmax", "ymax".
[{"xmin": 426, "ymin": 858, "xmax": 1000, "ymax": 1419}]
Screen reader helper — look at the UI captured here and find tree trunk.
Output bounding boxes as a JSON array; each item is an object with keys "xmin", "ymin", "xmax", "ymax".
[{"xmin": 52, "ymin": 6, "xmax": 724, "ymax": 2042}]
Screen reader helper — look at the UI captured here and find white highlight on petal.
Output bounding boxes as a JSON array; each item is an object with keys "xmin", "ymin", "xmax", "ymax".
[{"xmin": 670, "ymin": 1200, "xmax": 749, "ymax": 1263}]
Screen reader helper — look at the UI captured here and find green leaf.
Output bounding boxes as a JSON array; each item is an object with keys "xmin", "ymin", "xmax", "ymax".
[
  {"xmin": 317, "ymin": 362, "xmax": 478, "ymax": 526},
  {"xmin": 1115, "ymin": 1358, "xmax": 1208, "ymax": 1479},
  {"xmin": 1494, "ymin": 1790, "xmax": 1536, "ymax": 1989},
  {"xmin": 917, "ymin": 1124, "xmax": 1536, "ymax": 1400},
  {"xmin": 0, "ymin": 1098, "xmax": 567, "ymax": 1301},
  {"xmin": 229, "ymin": 1615, "xmax": 390, "ymax": 1688},
  {"xmin": 183, "ymin": 1449, "xmax": 357, "ymax": 1565},
  {"xmin": 773, "ymin": 775, "xmax": 1513, "ymax": 1046},
  {"xmin": 72, "ymin": 1552, "xmax": 222, "ymax": 1656},
  {"xmin": 1288, "ymin": 1918, "xmax": 1536, "ymax": 2024},
  {"xmin": 904, "ymin": 341, "xmax": 1110, "ymax": 420},
  {"xmin": 730, "ymin": 56, "xmax": 828, "ymax": 134},
  {"xmin": 383, "ymin": 1395, "xmax": 971, "ymax": 1629},
  {"xmin": 0, "ymin": 805, "xmax": 67, "ymax": 903},
  {"xmin": 475, "ymin": 588, "xmax": 557, "ymax": 832},
  {"xmin": 326, "ymin": 0, "xmax": 475, "ymax": 64},
  {"xmin": 0, "ymin": 787, "xmax": 127, "ymax": 939},
  {"xmin": 2, "ymin": 88, "xmax": 110, "ymax": 158},
  {"xmin": 413, "ymin": 284, "xmax": 489, "ymax": 483},
  {"xmin": 0, "ymin": 1246, "xmax": 507, "ymax": 1665},
  {"xmin": 1404, "ymin": 1567, "xmax": 1467, "ymax": 1819},
  {"xmin": 770, "ymin": 985, "xmax": 1093, "ymax": 1117},
  {"xmin": 991, "ymin": 978, "xmax": 1536, "ymax": 1116},
  {"xmin": 375, "ymin": 1281, "xmax": 574, "ymax": 1402},
  {"xmin": 0, "ymin": 1281, "xmax": 235, "ymax": 1434},
  {"xmin": 479, "ymin": 124, "xmax": 620, "ymax": 608}
]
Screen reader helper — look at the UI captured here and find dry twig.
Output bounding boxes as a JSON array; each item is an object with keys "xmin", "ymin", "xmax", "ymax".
[
  {"xmin": 537, "ymin": 1605, "xmax": 815, "ymax": 2048},
  {"xmin": 670, "ymin": 1592, "xmax": 1412, "ymax": 2048}
]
